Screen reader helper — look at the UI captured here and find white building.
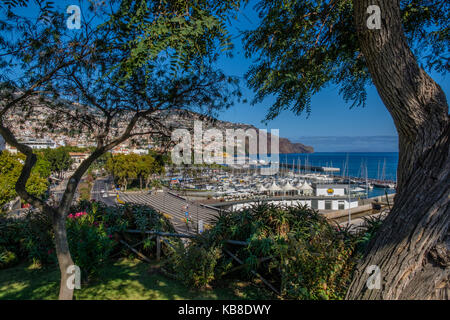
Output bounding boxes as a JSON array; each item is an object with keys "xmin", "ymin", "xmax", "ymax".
[
  {"xmin": 229, "ymin": 183, "xmax": 358, "ymax": 212},
  {"xmin": 19, "ymin": 137, "xmax": 57, "ymax": 149},
  {"xmin": 131, "ymin": 148, "xmax": 149, "ymax": 155},
  {"xmin": 3, "ymin": 137, "xmax": 58, "ymax": 153},
  {"xmin": 309, "ymin": 198, "xmax": 358, "ymax": 211},
  {"xmin": 69, "ymin": 152, "xmax": 90, "ymax": 170},
  {"xmin": 314, "ymin": 184, "xmax": 348, "ymax": 197},
  {"xmin": 231, "ymin": 197, "xmax": 358, "ymax": 211}
]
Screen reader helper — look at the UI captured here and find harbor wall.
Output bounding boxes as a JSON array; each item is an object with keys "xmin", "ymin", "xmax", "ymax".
[{"xmin": 322, "ymin": 193, "xmax": 395, "ymax": 220}]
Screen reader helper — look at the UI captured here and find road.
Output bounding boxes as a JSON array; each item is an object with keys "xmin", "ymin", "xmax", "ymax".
[
  {"xmin": 48, "ymin": 178, "xmax": 79, "ymax": 206},
  {"xmin": 91, "ymin": 176, "xmax": 116, "ymax": 206}
]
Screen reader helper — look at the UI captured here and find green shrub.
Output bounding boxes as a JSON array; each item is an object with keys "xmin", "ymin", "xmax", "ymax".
[
  {"xmin": 0, "ymin": 246, "xmax": 18, "ymax": 269},
  {"xmin": 68, "ymin": 201, "xmax": 177, "ymax": 266},
  {"xmin": 355, "ymin": 214, "xmax": 386, "ymax": 254},
  {"xmin": 0, "ymin": 201, "xmax": 175, "ymax": 277},
  {"xmin": 170, "ymin": 203, "xmax": 364, "ymax": 299},
  {"xmin": 0, "ymin": 211, "xmax": 55, "ymax": 266},
  {"xmin": 172, "ymin": 243, "xmax": 222, "ymax": 289},
  {"xmin": 21, "ymin": 212, "xmax": 56, "ymax": 266},
  {"xmin": 66, "ymin": 210, "xmax": 115, "ymax": 281}
]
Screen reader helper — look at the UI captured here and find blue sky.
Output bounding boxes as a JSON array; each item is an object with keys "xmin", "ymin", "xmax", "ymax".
[{"xmin": 214, "ymin": 3, "xmax": 449, "ymax": 152}]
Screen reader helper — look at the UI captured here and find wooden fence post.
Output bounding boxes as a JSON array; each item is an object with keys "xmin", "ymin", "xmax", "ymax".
[
  {"xmin": 156, "ymin": 236, "xmax": 161, "ymax": 262},
  {"xmin": 119, "ymin": 240, "xmax": 151, "ymax": 263}
]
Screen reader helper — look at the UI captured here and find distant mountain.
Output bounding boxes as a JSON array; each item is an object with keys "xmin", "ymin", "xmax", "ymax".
[
  {"xmin": 278, "ymin": 137, "xmax": 314, "ymax": 154},
  {"xmin": 292, "ymin": 136, "xmax": 398, "ymax": 152},
  {"xmin": 1, "ymin": 97, "xmax": 314, "ymax": 154},
  {"xmin": 159, "ymin": 109, "xmax": 314, "ymax": 154}
]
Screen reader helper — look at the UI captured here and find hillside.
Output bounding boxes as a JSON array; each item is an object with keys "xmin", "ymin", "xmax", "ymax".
[
  {"xmin": 160, "ymin": 109, "xmax": 314, "ymax": 154},
  {"xmin": 1, "ymin": 97, "xmax": 313, "ymax": 154}
]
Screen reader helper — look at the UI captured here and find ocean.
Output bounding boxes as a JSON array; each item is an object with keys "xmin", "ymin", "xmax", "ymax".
[
  {"xmin": 279, "ymin": 152, "xmax": 398, "ymax": 198},
  {"xmin": 280, "ymin": 152, "xmax": 398, "ymax": 181}
]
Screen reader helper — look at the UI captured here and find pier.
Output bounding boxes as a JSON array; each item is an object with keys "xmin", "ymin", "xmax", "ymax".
[
  {"xmin": 279, "ymin": 162, "xmax": 340, "ymax": 172},
  {"xmin": 279, "ymin": 163, "xmax": 396, "ymax": 186}
]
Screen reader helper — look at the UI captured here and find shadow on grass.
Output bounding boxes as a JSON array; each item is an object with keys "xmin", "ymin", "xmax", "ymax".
[
  {"xmin": 0, "ymin": 259, "xmax": 274, "ymax": 300},
  {"xmin": 0, "ymin": 263, "xmax": 60, "ymax": 300}
]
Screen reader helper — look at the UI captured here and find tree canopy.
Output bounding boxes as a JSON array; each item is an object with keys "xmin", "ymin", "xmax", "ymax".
[
  {"xmin": 0, "ymin": 0, "xmax": 245, "ymax": 299},
  {"xmin": 106, "ymin": 153, "xmax": 164, "ymax": 190},
  {"xmin": 40, "ymin": 148, "xmax": 73, "ymax": 178},
  {"xmin": 0, "ymin": 151, "xmax": 50, "ymax": 208},
  {"xmin": 0, "ymin": 0, "xmax": 242, "ymax": 211},
  {"xmin": 244, "ymin": 0, "xmax": 449, "ymax": 120}
]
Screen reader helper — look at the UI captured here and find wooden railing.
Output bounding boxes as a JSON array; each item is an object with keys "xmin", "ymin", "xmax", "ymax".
[{"xmin": 120, "ymin": 229, "xmax": 280, "ymax": 296}]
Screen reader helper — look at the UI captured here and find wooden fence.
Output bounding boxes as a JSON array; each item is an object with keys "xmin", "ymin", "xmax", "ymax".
[{"xmin": 120, "ymin": 229, "xmax": 280, "ymax": 296}]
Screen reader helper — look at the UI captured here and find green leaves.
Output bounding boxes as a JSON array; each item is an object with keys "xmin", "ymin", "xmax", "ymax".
[
  {"xmin": 244, "ymin": 0, "xmax": 448, "ymax": 119},
  {"xmin": 0, "ymin": 151, "xmax": 50, "ymax": 208},
  {"xmin": 177, "ymin": 203, "xmax": 363, "ymax": 299},
  {"xmin": 66, "ymin": 211, "xmax": 116, "ymax": 280},
  {"xmin": 106, "ymin": 0, "xmax": 241, "ymax": 80},
  {"xmin": 106, "ymin": 153, "xmax": 164, "ymax": 190},
  {"xmin": 401, "ymin": 0, "xmax": 449, "ymax": 73},
  {"xmin": 40, "ymin": 147, "xmax": 73, "ymax": 176}
]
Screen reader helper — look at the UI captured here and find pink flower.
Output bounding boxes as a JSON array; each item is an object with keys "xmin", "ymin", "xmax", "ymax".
[
  {"xmin": 68, "ymin": 214, "xmax": 74, "ymax": 219},
  {"xmin": 73, "ymin": 211, "xmax": 87, "ymax": 218}
]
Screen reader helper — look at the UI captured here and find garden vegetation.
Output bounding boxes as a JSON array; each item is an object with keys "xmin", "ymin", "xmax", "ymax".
[{"xmin": 0, "ymin": 200, "xmax": 384, "ymax": 299}]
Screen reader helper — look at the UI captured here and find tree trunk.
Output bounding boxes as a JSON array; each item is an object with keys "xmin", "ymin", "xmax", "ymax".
[
  {"xmin": 51, "ymin": 209, "xmax": 75, "ymax": 300},
  {"xmin": 346, "ymin": 0, "xmax": 450, "ymax": 299}
]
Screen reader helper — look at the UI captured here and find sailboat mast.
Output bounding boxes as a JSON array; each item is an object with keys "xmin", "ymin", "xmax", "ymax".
[
  {"xmin": 347, "ymin": 153, "xmax": 351, "ymax": 224},
  {"xmin": 377, "ymin": 160, "xmax": 380, "ymax": 181},
  {"xmin": 365, "ymin": 160, "xmax": 368, "ymax": 198}
]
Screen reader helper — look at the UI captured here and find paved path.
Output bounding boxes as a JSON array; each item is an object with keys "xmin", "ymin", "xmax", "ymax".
[
  {"xmin": 338, "ymin": 211, "xmax": 388, "ymax": 232},
  {"xmin": 119, "ymin": 191, "xmax": 220, "ymax": 234}
]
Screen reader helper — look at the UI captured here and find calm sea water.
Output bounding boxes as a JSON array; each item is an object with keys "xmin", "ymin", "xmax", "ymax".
[{"xmin": 280, "ymin": 152, "xmax": 399, "ymax": 181}]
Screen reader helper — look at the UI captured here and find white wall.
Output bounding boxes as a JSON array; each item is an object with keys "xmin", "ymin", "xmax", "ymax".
[
  {"xmin": 230, "ymin": 199, "xmax": 357, "ymax": 211},
  {"xmin": 316, "ymin": 187, "xmax": 346, "ymax": 196},
  {"xmin": 332, "ymin": 201, "xmax": 339, "ymax": 210}
]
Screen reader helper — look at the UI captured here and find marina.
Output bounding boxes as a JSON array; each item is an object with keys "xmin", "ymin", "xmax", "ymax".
[
  {"xmin": 97, "ymin": 152, "xmax": 398, "ymax": 232},
  {"xmin": 162, "ymin": 155, "xmax": 397, "ymax": 216}
]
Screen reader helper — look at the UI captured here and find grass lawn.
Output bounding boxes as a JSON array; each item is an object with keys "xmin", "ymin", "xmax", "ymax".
[{"xmin": 0, "ymin": 258, "xmax": 274, "ymax": 300}]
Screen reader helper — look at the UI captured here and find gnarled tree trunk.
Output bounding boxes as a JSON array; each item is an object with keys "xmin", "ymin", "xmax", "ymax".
[
  {"xmin": 52, "ymin": 209, "xmax": 75, "ymax": 300},
  {"xmin": 346, "ymin": 0, "xmax": 449, "ymax": 299}
]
